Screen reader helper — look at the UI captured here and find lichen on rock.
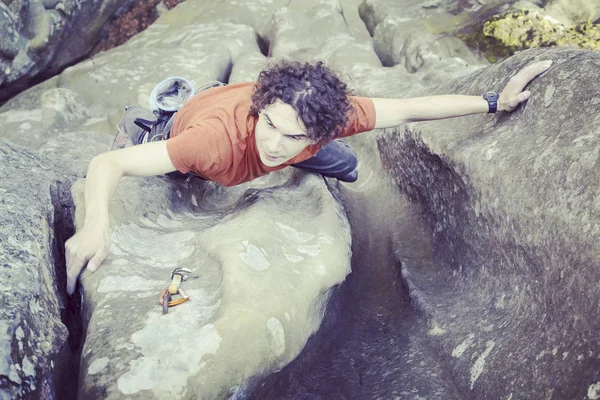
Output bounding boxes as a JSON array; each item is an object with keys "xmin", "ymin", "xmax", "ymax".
[{"xmin": 482, "ymin": 10, "xmax": 600, "ymax": 53}]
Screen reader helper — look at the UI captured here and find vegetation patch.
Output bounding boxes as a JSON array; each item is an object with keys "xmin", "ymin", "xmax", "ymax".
[{"xmin": 458, "ymin": 10, "xmax": 600, "ymax": 62}]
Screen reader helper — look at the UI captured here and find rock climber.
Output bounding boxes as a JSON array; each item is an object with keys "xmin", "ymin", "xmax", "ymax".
[{"xmin": 64, "ymin": 58, "xmax": 552, "ymax": 295}]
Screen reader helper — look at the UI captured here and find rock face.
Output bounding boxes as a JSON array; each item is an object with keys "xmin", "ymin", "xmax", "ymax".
[
  {"xmin": 0, "ymin": 0, "xmax": 128, "ymax": 103},
  {"xmin": 0, "ymin": 141, "xmax": 74, "ymax": 399},
  {"xmin": 74, "ymin": 172, "xmax": 352, "ymax": 399},
  {"xmin": 378, "ymin": 47, "xmax": 600, "ymax": 399},
  {"xmin": 358, "ymin": 0, "xmax": 487, "ymax": 72},
  {"xmin": 1, "ymin": 0, "xmax": 599, "ymax": 399}
]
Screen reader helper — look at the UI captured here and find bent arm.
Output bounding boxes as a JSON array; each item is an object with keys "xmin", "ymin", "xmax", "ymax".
[
  {"xmin": 84, "ymin": 140, "xmax": 177, "ymax": 226},
  {"xmin": 65, "ymin": 141, "xmax": 177, "ymax": 294}
]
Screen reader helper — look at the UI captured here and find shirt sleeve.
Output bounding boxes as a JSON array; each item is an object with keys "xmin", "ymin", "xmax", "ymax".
[
  {"xmin": 166, "ymin": 120, "xmax": 231, "ymax": 177},
  {"xmin": 337, "ymin": 96, "xmax": 377, "ymax": 138}
]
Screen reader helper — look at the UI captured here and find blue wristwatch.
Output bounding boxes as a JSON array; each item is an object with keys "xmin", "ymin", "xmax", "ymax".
[{"xmin": 483, "ymin": 91, "xmax": 499, "ymax": 113}]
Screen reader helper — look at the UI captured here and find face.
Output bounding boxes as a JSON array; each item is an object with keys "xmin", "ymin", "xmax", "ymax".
[{"xmin": 255, "ymin": 100, "xmax": 312, "ymax": 167}]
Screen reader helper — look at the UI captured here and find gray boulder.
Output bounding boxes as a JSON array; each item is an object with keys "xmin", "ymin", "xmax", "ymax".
[
  {"xmin": 0, "ymin": 1, "xmax": 355, "ymax": 398},
  {"xmin": 2, "ymin": 0, "xmax": 598, "ymax": 397},
  {"xmin": 0, "ymin": 141, "xmax": 74, "ymax": 399},
  {"xmin": 73, "ymin": 171, "xmax": 353, "ymax": 399},
  {"xmin": 358, "ymin": 0, "xmax": 488, "ymax": 74},
  {"xmin": 0, "ymin": 0, "xmax": 128, "ymax": 103},
  {"xmin": 378, "ymin": 47, "xmax": 600, "ymax": 399}
]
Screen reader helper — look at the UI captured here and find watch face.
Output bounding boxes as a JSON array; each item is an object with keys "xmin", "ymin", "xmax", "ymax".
[{"xmin": 484, "ymin": 91, "xmax": 499, "ymax": 101}]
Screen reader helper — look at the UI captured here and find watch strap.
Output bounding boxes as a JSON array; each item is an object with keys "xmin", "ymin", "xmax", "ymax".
[{"xmin": 483, "ymin": 91, "xmax": 499, "ymax": 114}]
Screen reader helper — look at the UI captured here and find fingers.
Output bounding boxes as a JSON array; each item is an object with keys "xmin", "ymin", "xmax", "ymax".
[
  {"xmin": 508, "ymin": 91, "xmax": 531, "ymax": 109},
  {"xmin": 65, "ymin": 239, "xmax": 89, "ymax": 296},
  {"xmin": 512, "ymin": 60, "xmax": 553, "ymax": 88},
  {"xmin": 66, "ymin": 257, "xmax": 84, "ymax": 296},
  {"xmin": 499, "ymin": 90, "xmax": 531, "ymax": 112},
  {"xmin": 513, "ymin": 91, "xmax": 531, "ymax": 106},
  {"xmin": 87, "ymin": 249, "xmax": 108, "ymax": 273},
  {"xmin": 524, "ymin": 60, "xmax": 552, "ymax": 81},
  {"xmin": 499, "ymin": 60, "xmax": 551, "ymax": 112}
]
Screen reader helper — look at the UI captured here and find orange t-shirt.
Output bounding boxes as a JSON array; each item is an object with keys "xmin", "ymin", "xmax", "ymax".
[{"xmin": 166, "ymin": 81, "xmax": 376, "ymax": 186}]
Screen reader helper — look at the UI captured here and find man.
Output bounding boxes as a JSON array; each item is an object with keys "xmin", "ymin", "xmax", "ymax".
[{"xmin": 65, "ymin": 59, "xmax": 552, "ymax": 295}]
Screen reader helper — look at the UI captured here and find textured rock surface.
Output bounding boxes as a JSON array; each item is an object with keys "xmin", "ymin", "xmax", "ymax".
[
  {"xmin": 378, "ymin": 47, "xmax": 600, "ymax": 399},
  {"xmin": 74, "ymin": 171, "xmax": 352, "ymax": 399},
  {"xmin": 0, "ymin": 141, "xmax": 73, "ymax": 399},
  {"xmin": 358, "ymin": 0, "xmax": 488, "ymax": 73},
  {"xmin": 0, "ymin": 1, "xmax": 356, "ymax": 398},
  {"xmin": 1, "ymin": 0, "xmax": 599, "ymax": 398},
  {"xmin": 0, "ymin": 0, "xmax": 127, "ymax": 103}
]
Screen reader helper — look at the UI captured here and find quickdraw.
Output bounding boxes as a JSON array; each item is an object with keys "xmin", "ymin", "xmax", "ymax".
[{"xmin": 159, "ymin": 268, "xmax": 196, "ymax": 314}]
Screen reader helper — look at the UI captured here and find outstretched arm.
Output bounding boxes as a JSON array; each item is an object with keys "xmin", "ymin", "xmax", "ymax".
[
  {"xmin": 65, "ymin": 141, "xmax": 177, "ymax": 295},
  {"xmin": 372, "ymin": 60, "xmax": 552, "ymax": 129}
]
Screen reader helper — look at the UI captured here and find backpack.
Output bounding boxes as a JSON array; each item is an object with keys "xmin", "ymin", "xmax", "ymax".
[{"xmin": 112, "ymin": 78, "xmax": 224, "ymax": 150}]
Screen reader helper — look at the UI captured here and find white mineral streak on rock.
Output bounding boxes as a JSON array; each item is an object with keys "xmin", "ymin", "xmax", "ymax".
[
  {"xmin": 470, "ymin": 340, "xmax": 496, "ymax": 390},
  {"xmin": 28, "ymin": 297, "xmax": 41, "ymax": 314},
  {"xmin": 314, "ymin": 264, "xmax": 327, "ymax": 276},
  {"xmin": 117, "ymin": 291, "xmax": 220, "ymax": 397},
  {"xmin": 15, "ymin": 326, "xmax": 24, "ymax": 351},
  {"xmin": 110, "ymin": 223, "xmax": 195, "ymax": 267},
  {"xmin": 15, "ymin": 326, "xmax": 24, "ymax": 340},
  {"xmin": 155, "ymin": 214, "xmax": 184, "ymax": 228},
  {"xmin": 543, "ymin": 84, "xmax": 556, "ymax": 107},
  {"xmin": 0, "ymin": 322, "xmax": 13, "ymax": 377},
  {"xmin": 0, "ymin": 109, "xmax": 44, "ymax": 123},
  {"xmin": 317, "ymin": 235, "xmax": 334, "ymax": 244},
  {"xmin": 88, "ymin": 357, "xmax": 110, "ymax": 375},
  {"xmin": 239, "ymin": 240, "xmax": 270, "ymax": 270},
  {"xmin": 284, "ymin": 312, "xmax": 291, "ymax": 321},
  {"xmin": 21, "ymin": 357, "xmax": 35, "ymax": 377},
  {"xmin": 297, "ymin": 244, "xmax": 321, "ymax": 257},
  {"xmin": 284, "ymin": 253, "xmax": 304, "ymax": 263},
  {"xmin": 8, "ymin": 364, "xmax": 20, "ymax": 384},
  {"xmin": 588, "ymin": 381, "xmax": 600, "ymax": 400},
  {"xmin": 276, "ymin": 222, "xmax": 314, "ymax": 243},
  {"xmin": 82, "ymin": 117, "xmax": 108, "ymax": 126},
  {"xmin": 97, "ymin": 276, "xmax": 164, "ymax": 293},
  {"xmin": 111, "ymin": 258, "xmax": 129, "ymax": 266},
  {"xmin": 427, "ymin": 324, "xmax": 446, "ymax": 336},
  {"xmin": 452, "ymin": 333, "xmax": 475, "ymax": 357},
  {"xmin": 267, "ymin": 317, "xmax": 286, "ymax": 357}
]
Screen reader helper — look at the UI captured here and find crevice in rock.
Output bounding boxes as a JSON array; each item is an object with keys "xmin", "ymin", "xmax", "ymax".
[
  {"xmin": 256, "ymin": 33, "xmax": 271, "ymax": 58},
  {"xmin": 49, "ymin": 180, "xmax": 84, "ymax": 400},
  {"xmin": 246, "ymin": 179, "xmax": 461, "ymax": 397},
  {"xmin": 222, "ymin": 60, "xmax": 233, "ymax": 84}
]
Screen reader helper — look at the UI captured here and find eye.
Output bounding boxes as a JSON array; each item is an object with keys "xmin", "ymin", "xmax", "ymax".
[{"xmin": 288, "ymin": 135, "xmax": 306, "ymax": 141}]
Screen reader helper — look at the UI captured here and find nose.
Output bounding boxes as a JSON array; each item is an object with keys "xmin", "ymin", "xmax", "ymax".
[{"xmin": 265, "ymin": 132, "xmax": 283, "ymax": 154}]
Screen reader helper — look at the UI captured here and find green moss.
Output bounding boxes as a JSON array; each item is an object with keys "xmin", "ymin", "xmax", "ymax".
[
  {"xmin": 458, "ymin": 10, "xmax": 600, "ymax": 62},
  {"xmin": 456, "ymin": 29, "xmax": 513, "ymax": 63}
]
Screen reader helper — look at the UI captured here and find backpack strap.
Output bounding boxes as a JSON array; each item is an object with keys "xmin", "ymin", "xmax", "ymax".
[{"xmin": 133, "ymin": 118, "xmax": 157, "ymax": 132}]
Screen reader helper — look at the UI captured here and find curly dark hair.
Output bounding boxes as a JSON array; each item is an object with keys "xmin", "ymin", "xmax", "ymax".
[{"xmin": 249, "ymin": 60, "xmax": 354, "ymax": 143}]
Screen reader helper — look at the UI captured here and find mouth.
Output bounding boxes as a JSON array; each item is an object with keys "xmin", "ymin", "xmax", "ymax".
[{"xmin": 263, "ymin": 152, "xmax": 281, "ymax": 162}]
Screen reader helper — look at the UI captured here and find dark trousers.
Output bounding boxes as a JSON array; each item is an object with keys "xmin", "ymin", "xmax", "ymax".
[{"xmin": 292, "ymin": 139, "xmax": 358, "ymax": 182}]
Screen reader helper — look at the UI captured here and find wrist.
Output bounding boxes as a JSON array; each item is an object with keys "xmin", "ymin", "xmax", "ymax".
[
  {"xmin": 483, "ymin": 91, "xmax": 500, "ymax": 113},
  {"xmin": 83, "ymin": 211, "xmax": 109, "ymax": 228}
]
